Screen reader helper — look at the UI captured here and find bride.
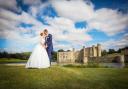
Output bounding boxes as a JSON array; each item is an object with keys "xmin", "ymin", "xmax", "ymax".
[{"xmin": 26, "ymin": 31, "xmax": 50, "ymax": 68}]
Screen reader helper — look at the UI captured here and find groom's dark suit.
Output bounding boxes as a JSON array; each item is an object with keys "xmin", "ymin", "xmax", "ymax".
[{"xmin": 45, "ymin": 34, "xmax": 53, "ymax": 65}]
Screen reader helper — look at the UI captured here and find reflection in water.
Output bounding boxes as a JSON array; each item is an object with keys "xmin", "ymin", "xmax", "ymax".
[{"xmin": 99, "ymin": 63, "xmax": 125, "ymax": 68}]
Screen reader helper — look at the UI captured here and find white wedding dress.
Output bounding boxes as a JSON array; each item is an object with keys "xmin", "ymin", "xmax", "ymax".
[{"xmin": 26, "ymin": 36, "xmax": 50, "ymax": 68}]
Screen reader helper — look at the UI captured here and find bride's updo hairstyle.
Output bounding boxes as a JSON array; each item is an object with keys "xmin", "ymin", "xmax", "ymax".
[
  {"xmin": 44, "ymin": 29, "xmax": 48, "ymax": 33},
  {"xmin": 40, "ymin": 32, "xmax": 43, "ymax": 36}
]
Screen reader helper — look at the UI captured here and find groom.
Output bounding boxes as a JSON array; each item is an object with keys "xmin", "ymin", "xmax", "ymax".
[{"xmin": 44, "ymin": 29, "xmax": 53, "ymax": 66}]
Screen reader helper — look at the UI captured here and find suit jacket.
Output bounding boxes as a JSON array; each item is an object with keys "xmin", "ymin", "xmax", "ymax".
[{"xmin": 45, "ymin": 34, "xmax": 53, "ymax": 52}]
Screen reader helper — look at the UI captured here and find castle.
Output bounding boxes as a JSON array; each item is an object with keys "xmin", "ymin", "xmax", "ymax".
[{"xmin": 57, "ymin": 44, "xmax": 101, "ymax": 63}]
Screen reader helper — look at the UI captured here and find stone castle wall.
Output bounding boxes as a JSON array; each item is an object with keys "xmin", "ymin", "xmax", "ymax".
[{"xmin": 57, "ymin": 44, "xmax": 102, "ymax": 63}]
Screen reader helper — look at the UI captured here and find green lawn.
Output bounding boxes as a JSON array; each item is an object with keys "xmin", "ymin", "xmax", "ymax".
[
  {"xmin": 0, "ymin": 65, "xmax": 128, "ymax": 89},
  {"xmin": 0, "ymin": 58, "xmax": 27, "ymax": 63}
]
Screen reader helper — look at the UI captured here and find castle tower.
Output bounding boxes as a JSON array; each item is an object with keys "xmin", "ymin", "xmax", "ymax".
[
  {"xmin": 83, "ymin": 46, "xmax": 88, "ymax": 63},
  {"xmin": 90, "ymin": 47, "xmax": 93, "ymax": 57},
  {"xmin": 83, "ymin": 46, "xmax": 85, "ymax": 57},
  {"xmin": 72, "ymin": 48, "xmax": 75, "ymax": 52},
  {"xmin": 97, "ymin": 44, "xmax": 101, "ymax": 57},
  {"xmin": 71, "ymin": 48, "xmax": 75, "ymax": 62},
  {"xmin": 92, "ymin": 45, "xmax": 97, "ymax": 57}
]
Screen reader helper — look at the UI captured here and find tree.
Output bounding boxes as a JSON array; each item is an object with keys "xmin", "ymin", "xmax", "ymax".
[
  {"xmin": 102, "ymin": 50, "xmax": 107, "ymax": 56},
  {"xmin": 0, "ymin": 51, "xmax": 8, "ymax": 58},
  {"xmin": 108, "ymin": 49, "xmax": 116, "ymax": 54},
  {"xmin": 117, "ymin": 48, "xmax": 122, "ymax": 53},
  {"xmin": 67, "ymin": 50, "xmax": 71, "ymax": 52},
  {"xmin": 58, "ymin": 49, "xmax": 64, "ymax": 52},
  {"xmin": 51, "ymin": 51, "xmax": 57, "ymax": 61}
]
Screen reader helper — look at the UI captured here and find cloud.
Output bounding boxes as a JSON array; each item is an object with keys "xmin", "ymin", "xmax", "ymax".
[
  {"xmin": 23, "ymin": 0, "xmax": 42, "ymax": 6},
  {"xmin": 0, "ymin": 0, "xmax": 128, "ymax": 52},
  {"xmin": 51, "ymin": 0, "xmax": 128, "ymax": 36},
  {"xmin": 0, "ymin": 8, "xmax": 45, "ymax": 52},
  {"xmin": 101, "ymin": 33, "xmax": 128, "ymax": 50},
  {"xmin": 87, "ymin": 8, "xmax": 128, "ymax": 36},
  {"xmin": 0, "ymin": 0, "xmax": 20, "ymax": 12},
  {"xmin": 51, "ymin": 0, "xmax": 94, "ymax": 21},
  {"xmin": 0, "ymin": 8, "xmax": 44, "ymax": 38},
  {"xmin": 0, "ymin": 7, "xmax": 91, "ymax": 52},
  {"xmin": 0, "ymin": 8, "xmax": 43, "ymax": 25},
  {"xmin": 28, "ymin": 2, "xmax": 50, "ymax": 17},
  {"xmin": 45, "ymin": 17, "xmax": 92, "ymax": 50}
]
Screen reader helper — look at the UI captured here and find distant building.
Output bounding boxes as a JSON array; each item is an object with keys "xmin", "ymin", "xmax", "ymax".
[
  {"xmin": 121, "ymin": 48, "xmax": 128, "ymax": 55},
  {"xmin": 57, "ymin": 44, "xmax": 101, "ymax": 63},
  {"xmin": 121, "ymin": 48, "xmax": 128, "ymax": 62}
]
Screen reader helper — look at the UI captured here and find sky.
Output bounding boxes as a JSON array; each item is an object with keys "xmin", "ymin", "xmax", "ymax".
[{"xmin": 0, "ymin": 0, "xmax": 128, "ymax": 53}]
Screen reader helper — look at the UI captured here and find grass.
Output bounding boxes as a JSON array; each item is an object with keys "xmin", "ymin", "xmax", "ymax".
[
  {"xmin": 0, "ymin": 64, "xmax": 128, "ymax": 89},
  {"xmin": 0, "ymin": 58, "xmax": 27, "ymax": 63},
  {"xmin": 63, "ymin": 63, "xmax": 101, "ymax": 68}
]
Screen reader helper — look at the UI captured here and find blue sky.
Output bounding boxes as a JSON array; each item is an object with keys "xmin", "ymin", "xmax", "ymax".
[{"xmin": 0, "ymin": 0, "xmax": 128, "ymax": 53}]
